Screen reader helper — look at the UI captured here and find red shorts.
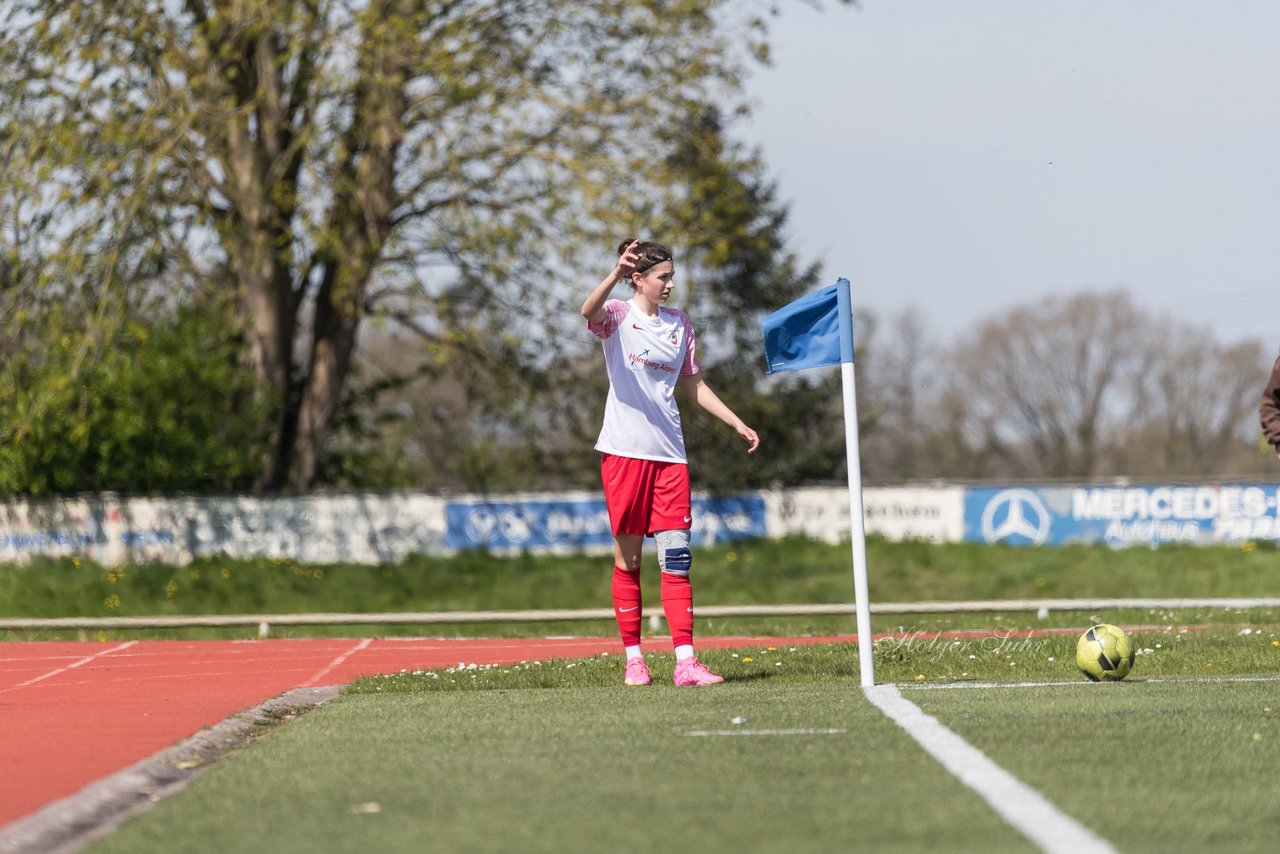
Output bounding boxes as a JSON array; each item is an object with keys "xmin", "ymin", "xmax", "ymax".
[{"xmin": 601, "ymin": 453, "xmax": 692, "ymax": 537}]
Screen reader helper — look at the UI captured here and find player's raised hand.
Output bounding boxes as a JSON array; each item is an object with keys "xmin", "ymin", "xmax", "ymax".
[{"xmin": 615, "ymin": 239, "xmax": 641, "ymax": 280}]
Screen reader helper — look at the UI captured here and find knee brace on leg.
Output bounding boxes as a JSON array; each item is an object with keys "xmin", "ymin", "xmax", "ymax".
[{"xmin": 655, "ymin": 529, "xmax": 692, "ymax": 576}]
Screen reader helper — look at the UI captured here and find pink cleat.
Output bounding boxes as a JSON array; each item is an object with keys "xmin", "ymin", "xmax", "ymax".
[
  {"xmin": 673, "ymin": 657, "xmax": 724, "ymax": 686},
  {"xmin": 624, "ymin": 657, "xmax": 651, "ymax": 686}
]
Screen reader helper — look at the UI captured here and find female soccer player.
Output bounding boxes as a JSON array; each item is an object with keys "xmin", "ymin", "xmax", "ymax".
[{"xmin": 580, "ymin": 238, "xmax": 760, "ymax": 686}]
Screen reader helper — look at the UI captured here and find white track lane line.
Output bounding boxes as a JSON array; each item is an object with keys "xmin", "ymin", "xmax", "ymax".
[
  {"xmin": 0, "ymin": 641, "xmax": 138, "ymax": 696},
  {"xmin": 302, "ymin": 637, "xmax": 372, "ymax": 687},
  {"xmin": 865, "ymin": 684, "xmax": 1116, "ymax": 854}
]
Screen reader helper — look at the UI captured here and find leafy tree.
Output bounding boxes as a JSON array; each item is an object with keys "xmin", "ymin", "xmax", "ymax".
[
  {"xmin": 0, "ymin": 298, "xmax": 265, "ymax": 495},
  {"xmin": 330, "ymin": 101, "xmax": 852, "ymax": 493},
  {"xmin": 1, "ymin": 0, "xmax": 850, "ymax": 493},
  {"xmin": 659, "ymin": 104, "xmax": 843, "ymax": 490}
]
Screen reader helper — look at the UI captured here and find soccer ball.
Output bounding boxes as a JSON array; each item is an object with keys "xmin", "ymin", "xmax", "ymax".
[{"xmin": 1076, "ymin": 624, "xmax": 1134, "ymax": 681}]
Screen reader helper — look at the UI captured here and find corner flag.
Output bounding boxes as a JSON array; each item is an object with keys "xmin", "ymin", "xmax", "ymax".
[
  {"xmin": 760, "ymin": 278, "xmax": 875, "ymax": 687},
  {"xmin": 762, "ymin": 279, "xmax": 854, "ymax": 373}
]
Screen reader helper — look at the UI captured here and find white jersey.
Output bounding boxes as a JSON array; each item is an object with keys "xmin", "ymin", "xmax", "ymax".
[{"xmin": 588, "ymin": 298, "xmax": 700, "ymax": 463}]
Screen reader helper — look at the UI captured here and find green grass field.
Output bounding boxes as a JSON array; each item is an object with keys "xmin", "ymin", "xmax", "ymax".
[
  {"xmin": 83, "ymin": 627, "xmax": 1280, "ymax": 853},
  {"xmin": 10, "ymin": 538, "xmax": 1280, "ymax": 851},
  {"xmin": 910, "ymin": 679, "xmax": 1280, "ymax": 851}
]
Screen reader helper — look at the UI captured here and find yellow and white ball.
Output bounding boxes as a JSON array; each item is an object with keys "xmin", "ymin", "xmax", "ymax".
[{"xmin": 1076, "ymin": 624, "xmax": 1135, "ymax": 681}]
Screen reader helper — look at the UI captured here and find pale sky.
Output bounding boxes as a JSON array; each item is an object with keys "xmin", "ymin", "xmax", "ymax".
[{"xmin": 746, "ymin": 0, "xmax": 1280, "ymax": 347}]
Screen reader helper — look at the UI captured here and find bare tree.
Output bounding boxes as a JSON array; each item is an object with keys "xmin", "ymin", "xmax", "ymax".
[
  {"xmin": 1116, "ymin": 324, "xmax": 1270, "ymax": 477},
  {"xmin": 944, "ymin": 291, "xmax": 1146, "ymax": 478},
  {"xmin": 856, "ymin": 307, "xmax": 939, "ymax": 482},
  {"xmin": 890, "ymin": 290, "xmax": 1274, "ymax": 482}
]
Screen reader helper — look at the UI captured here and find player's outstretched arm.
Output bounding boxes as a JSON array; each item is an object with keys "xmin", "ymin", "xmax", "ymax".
[{"xmin": 679, "ymin": 375, "xmax": 759, "ymax": 454}]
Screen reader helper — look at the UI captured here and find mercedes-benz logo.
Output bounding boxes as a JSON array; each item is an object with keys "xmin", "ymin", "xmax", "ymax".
[
  {"xmin": 463, "ymin": 506, "xmax": 534, "ymax": 545},
  {"xmin": 980, "ymin": 489, "xmax": 1051, "ymax": 545}
]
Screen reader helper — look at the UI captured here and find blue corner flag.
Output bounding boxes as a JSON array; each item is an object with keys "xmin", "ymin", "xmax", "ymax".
[
  {"xmin": 760, "ymin": 276, "xmax": 875, "ymax": 685},
  {"xmin": 761, "ymin": 278, "xmax": 854, "ymax": 374}
]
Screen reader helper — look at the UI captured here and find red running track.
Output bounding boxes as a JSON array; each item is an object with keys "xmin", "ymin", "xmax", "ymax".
[{"xmin": 0, "ymin": 635, "xmax": 855, "ymax": 829}]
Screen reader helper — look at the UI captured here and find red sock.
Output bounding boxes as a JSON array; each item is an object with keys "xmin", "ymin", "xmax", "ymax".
[
  {"xmin": 611, "ymin": 566, "xmax": 642, "ymax": 648},
  {"xmin": 660, "ymin": 572, "xmax": 694, "ymax": 649}
]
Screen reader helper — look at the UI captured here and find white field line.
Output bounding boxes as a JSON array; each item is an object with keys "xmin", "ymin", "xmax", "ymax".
[
  {"xmin": 907, "ymin": 673, "xmax": 1280, "ymax": 690},
  {"xmin": 302, "ymin": 637, "xmax": 372, "ymax": 687},
  {"xmin": 681, "ymin": 728, "xmax": 847, "ymax": 737},
  {"xmin": 865, "ymin": 684, "xmax": 1116, "ymax": 854},
  {"xmin": 0, "ymin": 641, "xmax": 137, "ymax": 696}
]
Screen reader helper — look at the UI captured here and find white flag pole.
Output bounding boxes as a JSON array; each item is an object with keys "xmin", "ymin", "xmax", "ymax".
[
  {"xmin": 842, "ymin": 360, "xmax": 875, "ymax": 686},
  {"xmin": 835, "ymin": 279, "xmax": 875, "ymax": 686}
]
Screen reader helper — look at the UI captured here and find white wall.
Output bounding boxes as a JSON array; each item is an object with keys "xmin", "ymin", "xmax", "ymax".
[
  {"xmin": 763, "ymin": 487, "xmax": 965, "ymax": 544},
  {"xmin": 0, "ymin": 487, "xmax": 963, "ymax": 567}
]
